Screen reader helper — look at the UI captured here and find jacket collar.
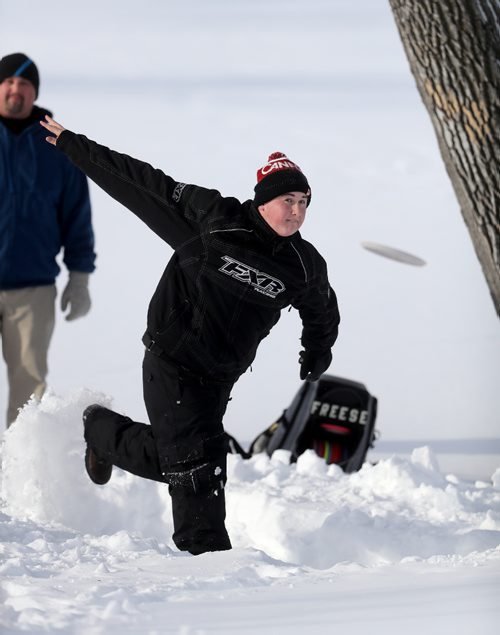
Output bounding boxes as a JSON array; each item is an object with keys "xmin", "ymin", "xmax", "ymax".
[{"xmin": 0, "ymin": 105, "xmax": 51, "ymax": 135}]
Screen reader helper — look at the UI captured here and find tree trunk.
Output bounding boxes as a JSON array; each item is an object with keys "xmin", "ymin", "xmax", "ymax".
[{"xmin": 388, "ymin": 0, "xmax": 500, "ymax": 317}]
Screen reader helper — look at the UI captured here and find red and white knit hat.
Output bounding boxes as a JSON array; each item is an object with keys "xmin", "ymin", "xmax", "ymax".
[{"xmin": 253, "ymin": 152, "xmax": 311, "ymax": 207}]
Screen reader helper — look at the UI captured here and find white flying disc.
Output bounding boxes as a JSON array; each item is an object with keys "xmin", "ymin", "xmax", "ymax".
[{"xmin": 361, "ymin": 241, "xmax": 426, "ymax": 266}]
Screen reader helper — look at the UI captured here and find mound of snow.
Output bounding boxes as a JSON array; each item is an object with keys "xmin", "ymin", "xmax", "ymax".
[{"xmin": 2, "ymin": 392, "xmax": 499, "ymax": 569}]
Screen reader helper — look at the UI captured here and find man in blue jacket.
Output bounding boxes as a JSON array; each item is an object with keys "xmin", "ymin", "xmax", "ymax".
[{"xmin": 0, "ymin": 53, "xmax": 96, "ymax": 427}]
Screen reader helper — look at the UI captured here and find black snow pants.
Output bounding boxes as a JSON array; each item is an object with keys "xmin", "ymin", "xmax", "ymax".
[{"xmin": 83, "ymin": 350, "xmax": 233, "ymax": 555}]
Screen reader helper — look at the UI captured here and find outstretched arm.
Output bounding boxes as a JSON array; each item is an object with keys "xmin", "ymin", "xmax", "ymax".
[{"xmin": 41, "ymin": 116, "xmax": 221, "ymax": 248}]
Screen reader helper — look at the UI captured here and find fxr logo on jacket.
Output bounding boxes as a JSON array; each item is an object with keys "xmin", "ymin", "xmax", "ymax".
[{"xmin": 219, "ymin": 256, "xmax": 285, "ymax": 299}]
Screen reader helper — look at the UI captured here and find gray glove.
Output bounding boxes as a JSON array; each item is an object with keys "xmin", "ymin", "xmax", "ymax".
[{"xmin": 61, "ymin": 272, "xmax": 91, "ymax": 321}]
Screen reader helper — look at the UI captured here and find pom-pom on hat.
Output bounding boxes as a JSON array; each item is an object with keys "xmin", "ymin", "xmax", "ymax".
[
  {"xmin": 253, "ymin": 152, "xmax": 311, "ymax": 207},
  {"xmin": 0, "ymin": 53, "xmax": 39, "ymax": 97}
]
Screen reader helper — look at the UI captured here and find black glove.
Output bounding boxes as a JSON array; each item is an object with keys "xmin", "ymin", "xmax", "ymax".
[{"xmin": 299, "ymin": 349, "xmax": 332, "ymax": 382}]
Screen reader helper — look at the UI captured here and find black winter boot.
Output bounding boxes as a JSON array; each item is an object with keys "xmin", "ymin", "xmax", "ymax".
[
  {"xmin": 84, "ymin": 445, "xmax": 113, "ymax": 485},
  {"xmin": 83, "ymin": 404, "xmax": 113, "ymax": 485}
]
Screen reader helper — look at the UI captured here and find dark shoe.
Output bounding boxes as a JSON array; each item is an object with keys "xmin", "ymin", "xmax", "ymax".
[
  {"xmin": 82, "ymin": 404, "xmax": 113, "ymax": 485},
  {"xmin": 85, "ymin": 445, "xmax": 113, "ymax": 485}
]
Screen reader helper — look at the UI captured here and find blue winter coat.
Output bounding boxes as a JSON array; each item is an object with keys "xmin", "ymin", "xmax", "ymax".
[{"xmin": 0, "ymin": 107, "xmax": 95, "ymax": 289}]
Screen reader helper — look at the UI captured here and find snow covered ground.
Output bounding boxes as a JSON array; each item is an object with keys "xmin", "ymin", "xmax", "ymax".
[
  {"xmin": 1, "ymin": 0, "xmax": 499, "ymax": 632},
  {"xmin": 1, "ymin": 391, "xmax": 500, "ymax": 634}
]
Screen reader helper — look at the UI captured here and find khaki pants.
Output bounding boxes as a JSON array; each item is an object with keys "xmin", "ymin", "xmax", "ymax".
[{"xmin": 0, "ymin": 285, "xmax": 56, "ymax": 426}]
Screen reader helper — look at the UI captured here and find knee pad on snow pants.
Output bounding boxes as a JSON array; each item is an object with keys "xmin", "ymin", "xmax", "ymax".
[
  {"xmin": 157, "ymin": 430, "xmax": 230, "ymax": 495},
  {"xmin": 162, "ymin": 457, "xmax": 226, "ymax": 495}
]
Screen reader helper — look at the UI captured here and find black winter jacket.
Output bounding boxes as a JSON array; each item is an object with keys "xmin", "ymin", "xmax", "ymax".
[{"xmin": 57, "ymin": 131, "xmax": 340, "ymax": 383}]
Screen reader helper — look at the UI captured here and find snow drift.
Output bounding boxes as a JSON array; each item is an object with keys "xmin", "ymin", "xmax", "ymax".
[{"xmin": 2, "ymin": 391, "xmax": 499, "ymax": 570}]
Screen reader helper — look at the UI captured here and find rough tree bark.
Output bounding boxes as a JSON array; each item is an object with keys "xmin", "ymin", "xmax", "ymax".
[{"xmin": 388, "ymin": 0, "xmax": 500, "ymax": 317}]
